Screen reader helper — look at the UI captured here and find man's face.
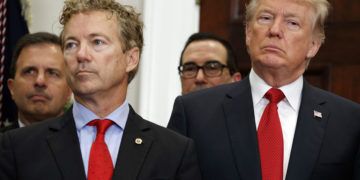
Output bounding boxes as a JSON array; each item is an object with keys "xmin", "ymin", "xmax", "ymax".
[
  {"xmin": 8, "ymin": 43, "xmax": 71, "ymax": 123},
  {"xmin": 62, "ymin": 11, "xmax": 139, "ymax": 99},
  {"xmin": 246, "ymin": 0, "xmax": 321, "ymax": 83},
  {"xmin": 181, "ymin": 40, "xmax": 238, "ymax": 94}
]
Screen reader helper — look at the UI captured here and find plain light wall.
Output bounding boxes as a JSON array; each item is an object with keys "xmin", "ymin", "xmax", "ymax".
[
  {"xmin": 27, "ymin": 0, "xmax": 199, "ymax": 126},
  {"xmin": 28, "ymin": 0, "xmax": 143, "ymax": 34}
]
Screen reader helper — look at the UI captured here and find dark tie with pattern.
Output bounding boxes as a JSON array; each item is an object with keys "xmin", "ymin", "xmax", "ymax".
[
  {"xmin": 88, "ymin": 119, "xmax": 114, "ymax": 180},
  {"xmin": 258, "ymin": 88, "xmax": 285, "ymax": 180}
]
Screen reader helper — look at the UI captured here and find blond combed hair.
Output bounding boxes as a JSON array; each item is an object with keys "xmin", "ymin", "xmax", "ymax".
[
  {"xmin": 60, "ymin": 0, "xmax": 143, "ymax": 83},
  {"xmin": 245, "ymin": 0, "xmax": 330, "ymax": 44}
]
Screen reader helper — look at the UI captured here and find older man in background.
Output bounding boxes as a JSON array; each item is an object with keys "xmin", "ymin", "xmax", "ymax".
[{"xmin": 1, "ymin": 32, "xmax": 72, "ymax": 132}]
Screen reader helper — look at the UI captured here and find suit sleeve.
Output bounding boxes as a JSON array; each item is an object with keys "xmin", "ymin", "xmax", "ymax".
[
  {"xmin": 0, "ymin": 132, "xmax": 17, "ymax": 180},
  {"xmin": 354, "ymin": 142, "xmax": 360, "ymax": 179},
  {"xmin": 176, "ymin": 138, "xmax": 202, "ymax": 179},
  {"xmin": 167, "ymin": 96, "xmax": 188, "ymax": 136}
]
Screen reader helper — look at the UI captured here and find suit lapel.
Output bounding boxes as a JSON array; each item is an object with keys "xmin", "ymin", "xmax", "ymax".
[
  {"xmin": 286, "ymin": 81, "xmax": 329, "ymax": 180},
  {"xmin": 46, "ymin": 110, "xmax": 86, "ymax": 180},
  {"xmin": 223, "ymin": 78, "xmax": 262, "ymax": 180},
  {"xmin": 112, "ymin": 107, "xmax": 153, "ymax": 179}
]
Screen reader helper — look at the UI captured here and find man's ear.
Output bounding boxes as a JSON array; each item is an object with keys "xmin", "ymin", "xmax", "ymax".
[
  {"xmin": 306, "ymin": 37, "xmax": 321, "ymax": 59},
  {"xmin": 7, "ymin": 79, "xmax": 15, "ymax": 98},
  {"xmin": 245, "ymin": 24, "xmax": 252, "ymax": 47},
  {"xmin": 125, "ymin": 47, "xmax": 140, "ymax": 73},
  {"xmin": 231, "ymin": 72, "xmax": 242, "ymax": 82}
]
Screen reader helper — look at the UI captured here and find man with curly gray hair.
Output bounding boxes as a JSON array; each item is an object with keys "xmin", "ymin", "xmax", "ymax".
[{"xmin": 0, "ymin": 1, "xmax": 201, "ymax": 180}]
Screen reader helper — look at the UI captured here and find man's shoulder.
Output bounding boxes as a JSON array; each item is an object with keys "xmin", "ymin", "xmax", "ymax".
[
  {"xmin": 1, "ymin": 113, "xmax": 68, "ymax": 144},
  {"xmin": 0, "ymin": 122, "xmax": 19, "ymax": 133},
  {"xmin": 182, "ymin": 81, "xmax": 245, "ymax": 102},
  {"xmin": 306, "ymin": 84, "xmax": 360, "ymax": 110}
]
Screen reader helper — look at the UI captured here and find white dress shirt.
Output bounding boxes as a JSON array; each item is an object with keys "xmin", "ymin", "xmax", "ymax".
[
  {"xmin": 73, "ymin": 100, "xmax": 129, "ymax": 177},
  {"xmin": 18, "ymin": 119, "xmax": 26, "ymax": 128},
  {"xmin": 249, "ymin": 69, "xmax": 303, "ymax": 179}
]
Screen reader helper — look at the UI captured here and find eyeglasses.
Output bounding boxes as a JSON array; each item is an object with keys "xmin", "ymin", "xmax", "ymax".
[{"xmin": 178, "ymin": 61, "xmax": 228, "ymax": 79}]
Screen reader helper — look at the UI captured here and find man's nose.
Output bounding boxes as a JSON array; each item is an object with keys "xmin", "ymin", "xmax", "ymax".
[
  {"xmin": 76, "ymin": 44, "xmax": 91, "ymax": 63},
  {"xmin": 268, "ymin": 18, "xmax": 284, "ymax": 38},
  {"xmin": 195, "ymin": 69, "xmax": 206, "ymax": 82},
  {"xmin": 34, "ymin": 73, "xmax": 47, "ymax": 88}
]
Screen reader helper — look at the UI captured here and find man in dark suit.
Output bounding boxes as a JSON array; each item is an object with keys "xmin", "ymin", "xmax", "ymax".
[
  {"xmin": 168, "ymin": 0, "xmax": 360, "ymax": 179},
  {"xmin": 0, "ymin": 32, "xmax": 72, "ymax": 133},
  {"xmin": 0, "ymin": 0, "xmax": 201, "ymax": 180}
]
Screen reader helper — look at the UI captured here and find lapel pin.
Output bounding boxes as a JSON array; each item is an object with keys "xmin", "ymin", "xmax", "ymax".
[
  {"xmin": 313, "ymin": 110, "xmax": 322, "ymax": 119},
  {"xmin": 135, "ymin": 138, "xmax": 143, "ymax": 145}
]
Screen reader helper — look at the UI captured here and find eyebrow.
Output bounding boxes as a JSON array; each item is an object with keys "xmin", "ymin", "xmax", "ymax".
[
  {"xmin": 258, "ymin": 8, "xmax": 301, "ymax": 19},
  {"xmin": 64, "ymin": 33, "xmax": 111, "ymax": 42}
]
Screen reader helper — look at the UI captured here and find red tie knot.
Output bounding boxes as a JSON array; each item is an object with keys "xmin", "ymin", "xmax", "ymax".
[
  {"xmin": 265, "ymin": 88, "xmax": 285, "ymax": 104},
  {"xmin": 88, "ymin": 119, "xmax": 113, "ymax": 134}
]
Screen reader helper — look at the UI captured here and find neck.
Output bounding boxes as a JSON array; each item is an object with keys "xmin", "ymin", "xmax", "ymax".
[
  {"xmin": 18, "ymin": 111, "xmax": 64, "ymax": 126},
  {"xmin": 253, "ymin": 67, "xmax": 304, "ymax": 88},
  {"xmin": 75, "ymin": 85, "xmax": 128, "ymax": 118}
]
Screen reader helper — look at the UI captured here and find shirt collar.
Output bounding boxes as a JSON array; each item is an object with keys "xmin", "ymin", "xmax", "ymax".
[
  {"xmin": 18, "ymin": 119, "xmax": 26, "ymax": 128},
  {"xmin": 249, "ymin": 69, "xmax": 303, "ymax": 111},
  {"xmin": 73, "ymin": 100, "xmax": 129, "ymax": 131}
]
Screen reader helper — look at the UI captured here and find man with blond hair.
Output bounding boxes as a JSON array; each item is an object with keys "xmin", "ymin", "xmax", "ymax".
[{"xmin": 168, "ymin": 0, "xmax": 360, "ymax": 179}]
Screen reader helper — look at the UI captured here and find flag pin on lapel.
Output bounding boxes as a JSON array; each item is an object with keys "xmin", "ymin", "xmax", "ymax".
[
  {"xmin": 313, "ymin": 110, "xmax": 322, "ymax": 119},
  {"xmin": 135, "ymin": 138, "xmax": 143, "ymax": 145}
]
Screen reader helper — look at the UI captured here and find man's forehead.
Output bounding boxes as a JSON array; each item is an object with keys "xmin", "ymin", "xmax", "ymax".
[
  {"xmin": 187, "ymin": 40, "xmax": 225, "ymax": 50},
  {"xmin": 62, "ymin": 11, "xmax": 118, "ymax": 38},
  {"xmin": 255, "ymin": 0, "xmax": 314, "ymax": 15},
  {"xmin": 183, "ymin": 40, "xmax": 227, "ymax": 65},
  {"xmin": 17, "ymin": 45, "xmax": 64, "ymax": 69}
]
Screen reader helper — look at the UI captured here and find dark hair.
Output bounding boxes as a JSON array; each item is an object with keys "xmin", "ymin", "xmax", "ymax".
[
  {"xmin": 179, "ymin": 32, "xmax": 240, "ymax": 75},
  {"xmin": 10, "ymin": 32, "xmax": 61, "ymax": 78}
]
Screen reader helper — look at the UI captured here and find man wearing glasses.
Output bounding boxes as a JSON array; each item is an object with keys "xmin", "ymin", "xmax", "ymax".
[{"xmin": 178, "ymin": 32, "xmax": 242, "ymax": 94}]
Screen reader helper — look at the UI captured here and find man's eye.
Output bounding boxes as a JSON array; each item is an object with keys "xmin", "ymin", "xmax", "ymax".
[
  {"xmin": 287, "ymin": 20, "xmax": 300, "ymax": 30},
  {"xmin": 22, "ymin": 68, "xmax": 36, "ymax": 75},
  {"xmin": 94, "ymin": 39, "xmax": 105, "ymax": 46},
  {"xmin": 258, "ymin": 15, "xmax": 273, "ymax": 24},
  {"xmin": 64, "ymin": 42, "xmax": 77, "ymax": 50},
  {"xmin": 47, "ymin": 70, "xmax": 60, "ymax": 78},
  {"xmin": 206, "ymin": 62, "xmax": 222, "ymax": 70},
  {"xmin": 183, "ymin": 66, "xmax": 197, "ymax": 71}
]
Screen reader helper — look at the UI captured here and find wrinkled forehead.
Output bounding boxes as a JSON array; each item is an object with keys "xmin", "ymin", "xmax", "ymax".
[
  {"xmin": 257, "ymin": 0, "xmax": 315, "ymax": 16},
  {"xmin": 249, "ymin": 0, "xmax": 317, "ymax": 27},
  {"xmin": 63, "ymin": 11, "xmax": 119, "ymax": 35}
]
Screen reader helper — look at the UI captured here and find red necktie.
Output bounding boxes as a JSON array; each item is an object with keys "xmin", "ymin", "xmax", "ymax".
[
  {"xmin": 258, "ymin": 88, "xmax": 285, "ymax": 180},
  {"xmin": 88, "ymin": 119, "xmax": 114, "ymax": 180}
]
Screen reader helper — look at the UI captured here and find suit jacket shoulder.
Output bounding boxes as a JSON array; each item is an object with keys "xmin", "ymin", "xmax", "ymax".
[
  {"xmin": 0, "ymin": 121, "xmax": 19, "ymax": 133},
  {"xmin": 0, "ymin": 109, "xmax": 85, "ymax": 180}
]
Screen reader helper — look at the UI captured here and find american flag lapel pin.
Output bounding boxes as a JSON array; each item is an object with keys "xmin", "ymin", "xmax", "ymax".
[{"xmin": 313, "ymin": 110, "xmax": 322, "ymax": 119}]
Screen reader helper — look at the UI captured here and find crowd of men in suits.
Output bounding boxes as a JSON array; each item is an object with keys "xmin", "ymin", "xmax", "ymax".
[{"xmin": 0, "ymin": 0, "xmax": 359, "ymax": 180}]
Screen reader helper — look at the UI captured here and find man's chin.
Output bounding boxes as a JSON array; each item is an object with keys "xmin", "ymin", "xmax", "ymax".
[{"xmin": 190, "ymin": 85, "xmax": 208, "ymax": 93}]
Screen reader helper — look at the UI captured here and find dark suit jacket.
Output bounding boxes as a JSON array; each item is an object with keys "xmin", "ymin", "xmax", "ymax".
[
  {"xmin": 0, "ymin": 106, "xmax": 202, "ymax": 180},
  {"xmin": 168, "ymin": 77, "xmax": 360, "ymax": 180},
  {"xmin": 0, "ymin": 121, "xmax": 19, "ymax": 133}
]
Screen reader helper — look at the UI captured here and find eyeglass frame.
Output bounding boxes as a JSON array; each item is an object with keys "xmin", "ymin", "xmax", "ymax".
[{"xmin": 178, "ymin": 60, "xmax": 229, "ymax": 79}]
